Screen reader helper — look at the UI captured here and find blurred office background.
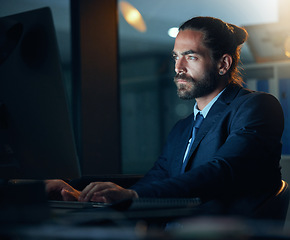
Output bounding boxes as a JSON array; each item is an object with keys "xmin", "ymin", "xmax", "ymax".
[{"xmin": 1, "ymin": 0, "xmax": 290, "ymax": 183}]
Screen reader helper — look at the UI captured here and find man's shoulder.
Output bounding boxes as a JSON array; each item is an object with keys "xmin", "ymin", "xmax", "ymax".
[
  {"xmin": 237, "ymin": 87, "xmax": 279, "ymax": 103},
  {"xmin": 224, "ymin": 84, "xmax": 278, "ymax": 104}
]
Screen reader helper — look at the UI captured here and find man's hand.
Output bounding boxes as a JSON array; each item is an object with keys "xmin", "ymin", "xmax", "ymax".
[
  {"xmin": 45, "ymin": 179, "xmax": 80, "ymax": 201},
  {"xmin": 79, "ymin": 182, "xmax": 138, "ymax": 203}
]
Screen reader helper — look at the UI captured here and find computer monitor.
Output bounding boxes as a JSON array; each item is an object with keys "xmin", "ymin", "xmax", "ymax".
[{"xmin": 0, "ymin": 7, "xmax": 81, "ymax": 180}]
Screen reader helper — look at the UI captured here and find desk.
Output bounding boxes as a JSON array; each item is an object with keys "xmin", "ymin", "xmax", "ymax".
[
  {"xmin": 1, "ymin": 202, "xmax": 290, "ymax": 240},
  {"xmin": 1, "ymin": 181, "xmax": 289, "ymax": 239}
]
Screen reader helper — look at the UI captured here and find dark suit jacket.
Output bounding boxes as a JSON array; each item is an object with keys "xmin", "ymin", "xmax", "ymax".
[{"xmin": 131, "ymin": 83, "xmax": 284, "ymax": 216}]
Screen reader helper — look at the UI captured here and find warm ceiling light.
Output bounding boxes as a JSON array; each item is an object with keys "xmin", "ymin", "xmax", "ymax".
[
  {"xmin": 285, "ymin": 36, "xmax": 290, "ymax": 58},
  {"xmin": 119, "ymin": 1, "xmax": 146, "ymax": 32}
]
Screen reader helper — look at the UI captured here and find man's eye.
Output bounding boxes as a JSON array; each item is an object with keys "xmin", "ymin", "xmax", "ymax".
[
  {"xmin": 172, "ymin": 55, "xmax": 179, "ymax": 61},
  {"xmin": 187, "ymin": 55, "xmax": 196, "ymax": 60}
]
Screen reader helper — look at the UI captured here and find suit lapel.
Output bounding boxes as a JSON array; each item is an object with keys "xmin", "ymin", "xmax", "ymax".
[
  {"xmin": 186, "ymin": 84, "xmax": 242, "ymax": 163},
  {"xmin": 172, "ymin": 114, "xmax": 195, "ymax": 175}
]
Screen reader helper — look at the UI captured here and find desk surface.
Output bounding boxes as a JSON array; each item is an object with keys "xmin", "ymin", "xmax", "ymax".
[
  {"xmin": 1, "ymin": 208, "xmax": 289, "ymax": 240},
  {"xmin": 1, "ymin": 200, "xmax": 289, "ymax": 239},
  {"xmin": 0, "ymin": 182, "xmax": 289, "ymax": 239}
]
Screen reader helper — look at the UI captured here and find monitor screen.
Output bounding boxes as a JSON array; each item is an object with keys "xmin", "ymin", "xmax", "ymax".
[{"xmin": 0, "ymin": 7, "xmax": 81, "ymax": 180}]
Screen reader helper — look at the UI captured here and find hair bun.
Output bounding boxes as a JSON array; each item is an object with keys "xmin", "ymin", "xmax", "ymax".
[{"xmin": 229, "ymin": 24, "xmax": 248, "ymax": 45}]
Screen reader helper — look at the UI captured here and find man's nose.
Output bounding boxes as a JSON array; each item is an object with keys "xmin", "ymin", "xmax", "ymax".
[{"xmin": 175, "ymin": 57, "xmax": 186, "ymax": 73}]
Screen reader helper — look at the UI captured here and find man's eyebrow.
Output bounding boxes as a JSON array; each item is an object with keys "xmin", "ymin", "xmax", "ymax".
[
  {"xmin": 172, "ymin": 50, "xmax": 198, "ymax": 56},
  {"xmin": 182, "ymin": 50, "xmax": 197, "ymax": 55}
]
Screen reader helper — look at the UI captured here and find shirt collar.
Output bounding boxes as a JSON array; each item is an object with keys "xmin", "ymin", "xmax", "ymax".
[{"xmin": 193, "ymin": 88, "xmax": 226, "ymax": 120}]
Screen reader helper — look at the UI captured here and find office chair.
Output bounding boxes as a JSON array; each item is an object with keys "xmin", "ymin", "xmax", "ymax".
[{"xmin": 253, "ymin": 180, "xmax": 290, "ymax": 222}]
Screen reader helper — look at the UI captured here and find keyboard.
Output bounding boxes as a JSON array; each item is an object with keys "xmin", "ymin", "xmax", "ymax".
[
  {"xmin": 48, "ymin": 200, "xmax": 110, "ymax": 209},
  {"xmin": 112, "ymin": 197, "xmax": 202, "ymax": 211},
  {"xmin": 49, "ymin": 198, "xmax": 202, "ymax": 211}
]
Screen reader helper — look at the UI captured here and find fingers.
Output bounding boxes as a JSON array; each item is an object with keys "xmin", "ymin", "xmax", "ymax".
[
  {"xmin": 90, "ymin": 195, "xmax": 107, "ymax": 203},
  {"xmin": 79, "ymin": 182, "xmax": 114, "ymax": 202},
  {"xmin": 45, "ymin": 179, "xmax": 80, "ymax": 201},
  {"xmin": 61, "ymin": 189, "xmax": 80, "ymax": 201},
  {"xmin": 79, "ymin": 182, "xmax": 139, "ymax": 204},
  {"xmin": 45, "ymin": 179, "xmax": 67, "ymax": 200}
]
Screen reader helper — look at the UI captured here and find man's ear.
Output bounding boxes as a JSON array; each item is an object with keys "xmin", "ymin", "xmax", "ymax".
[{"xmin": 217, "ymin": 54, "xmax": 232, "ymax": 76}]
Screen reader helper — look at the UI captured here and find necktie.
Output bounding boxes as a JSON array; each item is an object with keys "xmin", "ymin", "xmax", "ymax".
[{"xmin": 180, "ymin": 113, "xmax": 204, "ymax": 173}]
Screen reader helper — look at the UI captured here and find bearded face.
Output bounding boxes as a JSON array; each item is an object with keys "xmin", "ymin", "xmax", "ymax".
[
  {"xmin": 172, "ymin": 30, "xmax": 223, "ymax": 101},
  {"xmin": 174, "ymin": 65, "xmax": 219, "ymax": 100}
]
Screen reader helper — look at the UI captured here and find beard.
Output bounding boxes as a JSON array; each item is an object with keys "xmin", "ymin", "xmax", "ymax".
[{"xmin": 174, "ymin": 67, "xmax": 219, "ymax": 100}]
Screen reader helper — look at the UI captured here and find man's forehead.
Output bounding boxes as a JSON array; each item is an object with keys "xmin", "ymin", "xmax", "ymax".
[{"xmin": 173, "ymin": 30, "xmax": 208, "ymax": 55}]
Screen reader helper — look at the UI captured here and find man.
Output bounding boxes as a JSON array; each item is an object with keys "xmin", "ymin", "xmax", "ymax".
[{"xmin": 46, "ymin": 16, "xmax": 284, "ymax": 216}]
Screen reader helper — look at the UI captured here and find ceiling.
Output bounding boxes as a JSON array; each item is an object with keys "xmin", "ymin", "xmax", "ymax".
[
  {"xmin": 0, "ymin": 0, "xmax": 289, "ymax": 64},
  {"xmin": 118, "ymin": 0, "xmax": 290, "ymax": 64}
]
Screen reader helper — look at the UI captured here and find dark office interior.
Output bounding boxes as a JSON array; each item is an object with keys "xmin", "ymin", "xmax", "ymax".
[{"xmin": 1, "ymin": 0, "xmax": 290, "ymax": 239}]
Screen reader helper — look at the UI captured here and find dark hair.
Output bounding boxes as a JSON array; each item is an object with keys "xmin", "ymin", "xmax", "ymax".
[{"xmin": 179, "ymin": 16, "xmax": 248, "ymax": 86}]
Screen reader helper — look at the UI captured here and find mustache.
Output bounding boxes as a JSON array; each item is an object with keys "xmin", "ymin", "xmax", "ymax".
[{"xmin": 174, "ymin": 73, "xmax": 193, "ymax": 82}]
